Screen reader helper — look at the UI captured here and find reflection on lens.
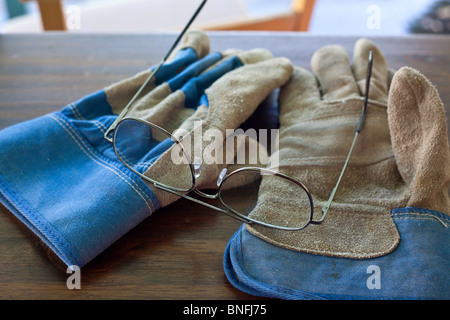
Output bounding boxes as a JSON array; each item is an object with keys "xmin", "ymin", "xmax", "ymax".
[
  {"xmin": 114, "ymin": 118, "xmax": 193, "ymax": 191},
  {"xmin": 219, "ymin": 168, "xmax": 312, "ymax": 229}
]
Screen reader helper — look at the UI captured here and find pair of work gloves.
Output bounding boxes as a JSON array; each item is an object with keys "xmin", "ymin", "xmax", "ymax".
[{"xmin": 0, "ymin": 30, "xmax": 448, "ymax": 299}]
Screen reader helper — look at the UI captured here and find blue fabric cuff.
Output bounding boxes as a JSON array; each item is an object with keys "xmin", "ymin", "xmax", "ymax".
[
  {"xmin": 0, "ymin": 90, "xmax": 160, "ymax": 267},
  {"xmin": 224, "ymin": 207, "xmax": 449, "ymax": 300}
]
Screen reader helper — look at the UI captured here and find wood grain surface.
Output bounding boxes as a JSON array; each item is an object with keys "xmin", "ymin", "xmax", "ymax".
[{"xmin": 0, "ymin": 32, "xmax": 449, "ymax": 300}]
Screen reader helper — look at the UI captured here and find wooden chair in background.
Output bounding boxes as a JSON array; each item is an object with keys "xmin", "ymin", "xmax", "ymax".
[
  {"xmin": 204, "ymin": 0, "xmax": 316, "ymax": 31},
  {"xmin": 21, "ymin": 0, "xmax": 66, "ymax": 30}
]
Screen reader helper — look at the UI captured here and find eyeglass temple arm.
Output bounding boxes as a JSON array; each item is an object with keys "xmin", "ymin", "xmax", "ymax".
[
  {"xmin": 356, "ymin": 50, "xmax": 373, "ymax": 134},
  {"xmin": 104, "ymin": 0, "xmax": 208, "ymax": 143},
  {"xmin": 311, "ymin": 131, "xmax": 360, "ymax": 224},
  {"xmin": 312, "ymin": 51, "xmax": 373, "ymax": 224}
]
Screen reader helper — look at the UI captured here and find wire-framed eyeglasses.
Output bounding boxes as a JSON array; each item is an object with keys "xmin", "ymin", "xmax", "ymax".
[{"xmin": 103, "ymin": 0, "xmax": 374, "ymax": 231}]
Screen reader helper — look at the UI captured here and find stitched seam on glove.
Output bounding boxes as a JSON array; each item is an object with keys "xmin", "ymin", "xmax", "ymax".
[{"xmin": 49, "ymin": 113, "xmax": 156, "ymax": 214}]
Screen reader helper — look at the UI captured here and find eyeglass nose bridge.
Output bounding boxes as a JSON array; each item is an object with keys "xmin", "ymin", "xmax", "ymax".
[
  {"xmin": 193, "ymin": 156, "xmax": 202, "ymax": 179},
  {"xmin": 217, "ymin": 168, "xmax": 227, "ymax": 187}
]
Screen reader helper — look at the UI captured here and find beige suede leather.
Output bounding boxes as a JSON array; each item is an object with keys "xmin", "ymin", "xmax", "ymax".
[{"xmin": 388, "ymin": 67, "xmax": 450, "ymax": 214}]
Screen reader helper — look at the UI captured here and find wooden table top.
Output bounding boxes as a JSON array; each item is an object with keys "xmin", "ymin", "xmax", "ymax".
[{"xmin": 0, "ymin": 32, "xmax": 449, "ymax": 300}]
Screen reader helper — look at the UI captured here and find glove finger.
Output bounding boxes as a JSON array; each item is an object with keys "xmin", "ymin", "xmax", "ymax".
[
  {"xmin": 173, "ymin": 51, "xmax": 251, "ymax": 110},
  {"xmin": 352, "ymin": 38, "xmax": 389, "ymax": 103},
  {"xmin": 388, "ymin": 66, "xmax": 450, "ymax": 213},
  {"xmin": 165, "ymin": 52, "xmax": 223, "ymax": 93},
  {"xmin": 278, "ymin": 66, "xmax": 321, "ymax": 122},
  {"xmin": 206, "ymin": 57, "xmax": 294, "ymax": 131},
  {"xmin": 123, "ymin": 52, "xmax": 219, "ymax": 131},
  {"xmin": 167, "ymin": 50, "xmax": 275, "ymax": 138},
  {"xmin": 135, "ymin": 48, "xmax": 274, "ymax": 127},
  {"xmin": 167, "ymin": 30, "xmax": 210, "ymax": 62},
  {"xmin": 149, "ymin": 30, "xmax": 211, "ymax": 85},
  {"xmin": 311, "ymin": 45, "xmax": 360, "ymax": 101},
  {"xmin": 105, "ymin": 30, "xmax": 210, "ymax": 115},
  {"xmin": 164, "ymin": 48, "xmax": 274, "ymax": 108}
]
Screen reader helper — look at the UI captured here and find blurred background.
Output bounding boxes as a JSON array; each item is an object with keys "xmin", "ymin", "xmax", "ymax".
[{"xmin": 0, "ymin": 0, "xmax": 449, "ymax": 35}]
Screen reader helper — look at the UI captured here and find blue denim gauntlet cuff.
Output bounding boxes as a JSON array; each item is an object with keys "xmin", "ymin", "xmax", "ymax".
[
  {"xmin": 0, "ymin": 90, "xmax": 160, "ymax": 267},
  {"xmin": 224, "ymin": 207, "xmax": 449, "ymax": 300}
]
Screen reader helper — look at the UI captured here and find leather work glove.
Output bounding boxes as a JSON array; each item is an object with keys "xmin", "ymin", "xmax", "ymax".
[
  {"xmin": 224, "ymin": 38, "xmax": 450, "ymax": 300},
  {"xmin": 0, "ymin": 30, "xmax": 292, "ymax": 268},
  {"xmin": 246, "ymin": 38, "xmax": 450, "ymax": 259}
]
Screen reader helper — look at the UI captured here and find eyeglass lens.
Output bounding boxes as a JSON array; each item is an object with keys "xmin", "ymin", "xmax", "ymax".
[
  {"xmin": 219, "ymin": 170, "xmax": 313, "ymax": 229},
  {"xmin": 114, "ymin": 118, "xmax": 193, "ymax": 191}
]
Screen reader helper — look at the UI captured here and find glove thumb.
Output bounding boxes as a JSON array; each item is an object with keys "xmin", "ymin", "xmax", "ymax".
[{"xmin": 388, "ymin": 66, "xmax": 450, "ymax": 213}]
